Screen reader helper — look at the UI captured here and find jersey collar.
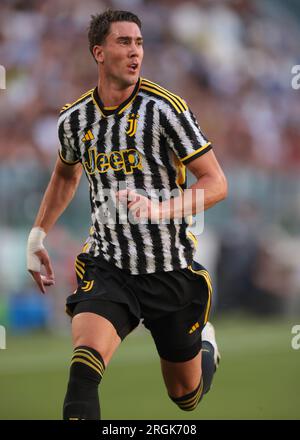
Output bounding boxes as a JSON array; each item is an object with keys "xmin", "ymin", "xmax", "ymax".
[{"xmin": 93, "ymin": 78, "xmax": 141, "ymax": 117}]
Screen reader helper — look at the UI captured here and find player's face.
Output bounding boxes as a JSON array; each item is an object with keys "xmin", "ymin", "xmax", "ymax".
[{"xmin": 96, "ymin": 21, "xmax": 143, "ymax": 87}]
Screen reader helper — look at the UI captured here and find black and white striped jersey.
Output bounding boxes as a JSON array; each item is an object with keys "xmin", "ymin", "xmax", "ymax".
[{"xmin": 58, "ymin": 77, "xmax": 212, "ymax": 274}]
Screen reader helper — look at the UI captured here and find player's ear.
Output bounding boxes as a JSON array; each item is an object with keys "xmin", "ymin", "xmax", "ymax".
[{"xmin": 93, "ymin": 45, "xmax": 104, "ymax": 64}]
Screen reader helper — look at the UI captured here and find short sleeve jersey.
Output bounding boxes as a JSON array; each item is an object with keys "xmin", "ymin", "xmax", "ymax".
[{"xmin": 58, "ymin": 78, "xmax": 212, "ymax": 274}]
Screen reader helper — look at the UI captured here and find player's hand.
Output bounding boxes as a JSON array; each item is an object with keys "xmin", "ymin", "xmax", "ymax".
[
  {"xmin": 27, "ymin": 227, "xmax": 55, "ymax": 294},
  {"xmin": 116, "ymin": 189, "xmax": 161, "ymax": 222}
]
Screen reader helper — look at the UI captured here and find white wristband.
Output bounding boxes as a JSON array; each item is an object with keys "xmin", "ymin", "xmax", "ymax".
[{"xmin": 27, "ymin": 227, "xmax": 46, "ymax": 272}]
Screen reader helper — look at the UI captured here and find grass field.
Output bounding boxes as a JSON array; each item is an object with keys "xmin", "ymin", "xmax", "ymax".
[{"xmin": 0, "ymin": 315, "xmax": 299, "ymax": 420}]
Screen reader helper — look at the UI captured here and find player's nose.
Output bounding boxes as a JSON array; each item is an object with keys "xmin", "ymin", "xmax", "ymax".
[{"xmin": 128, "ymin": 42, "xmax": 140, "ymax": 58}]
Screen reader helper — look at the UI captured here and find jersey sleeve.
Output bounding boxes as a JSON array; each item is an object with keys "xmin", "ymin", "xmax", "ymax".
[
  {"xmin": 160, "ymin": 105, "xmax": 212, "ymax": 165},
  {"xmin": 57, "ymin": 115, "xmax": 81, "ymax": 165}
]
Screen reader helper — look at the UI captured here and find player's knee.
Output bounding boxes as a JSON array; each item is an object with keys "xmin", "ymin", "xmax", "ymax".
[
  {"xmin": 169, "ymin": 378, "xmax": 204, "ymax": 412},
  {"xmin": 73, "ymin": 336, "xmax": 110, "ymax": 366},
  {"xmin": 72, "ymin": 313, "xmax": 121, "ymax": 366}
]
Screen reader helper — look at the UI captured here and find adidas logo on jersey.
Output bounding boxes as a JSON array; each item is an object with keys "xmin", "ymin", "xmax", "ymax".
[{"xmin": 82, "ymin": 130, "xmax": 95, "ymax": 142}]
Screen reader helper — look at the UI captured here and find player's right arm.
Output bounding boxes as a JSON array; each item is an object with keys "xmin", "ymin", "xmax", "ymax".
[{"xmin": 27, "ymin": 159, "xmax": 82, "ymax": 294}]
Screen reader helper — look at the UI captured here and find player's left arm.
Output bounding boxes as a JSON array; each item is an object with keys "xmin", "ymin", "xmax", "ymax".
[
  {"xmin": 118, "ymin": 150, "xmax": 227, "ymax": 221},
  {"xmin": 118, "ymin": 103, "xmax": 227, "ymax": 221},
  {"xmin": 160, "ymin": 149, "xmax": 227, "ymax": 219},
  {"xmin": 159, "ymin": 102, "xmax": 227, "ymax": 219}
]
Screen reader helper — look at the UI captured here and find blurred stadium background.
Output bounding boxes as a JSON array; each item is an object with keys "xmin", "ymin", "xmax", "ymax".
[{"xmin": 0, "ymin": 0, "xmax": 300, "ymax": 420}]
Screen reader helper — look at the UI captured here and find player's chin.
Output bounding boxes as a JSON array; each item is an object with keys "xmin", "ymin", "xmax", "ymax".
[{"xmin": 123, "ymin": 71, "xmax": 139, "ymax": 85}]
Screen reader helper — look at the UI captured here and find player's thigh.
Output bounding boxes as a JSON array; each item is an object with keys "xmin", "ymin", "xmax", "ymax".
[
  {"xmin": 72, "ymin": 311, "xmax": 121, "ymax": 367},
  {"xmin": 67, "ymin": 254, "xmax": 140, "ymax": 366},
  {"xmin": 160, "ymin": 351, "xmax": 202, "ymax": 398}
]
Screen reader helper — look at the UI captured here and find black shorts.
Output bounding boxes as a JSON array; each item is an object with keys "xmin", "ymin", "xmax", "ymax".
[{"xmin": 66, "ymin": 253, "xmax": 212, "ymax": 362}]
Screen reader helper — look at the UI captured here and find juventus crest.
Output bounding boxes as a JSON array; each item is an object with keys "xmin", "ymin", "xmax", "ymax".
[{"xmin": 126, "ymin": 113, "xmax": 139, "ymax": 137}]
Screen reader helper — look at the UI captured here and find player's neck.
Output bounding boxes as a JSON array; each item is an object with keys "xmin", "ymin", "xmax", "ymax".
[{"xmin": 97, "ymin": 76, "xmax": 137, "ymax": 108}]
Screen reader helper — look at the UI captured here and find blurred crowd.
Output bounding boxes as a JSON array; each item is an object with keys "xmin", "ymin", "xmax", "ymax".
[
  {"xmin": 1, "ymin": 0, "xmax": 300, "ymax": 168},
  {"xmin": 0, "ymin": 0, "xmax": 300, "ymax": 328}
]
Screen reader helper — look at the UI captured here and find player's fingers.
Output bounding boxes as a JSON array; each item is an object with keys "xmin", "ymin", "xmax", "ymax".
[
  {"xmin": 127, "ymin": 200, "xmax": 139, "ymax": 210},
  {"xmin": 42, "ymin": 255, "xmax": 55, "ymax": 282},
  {"xmin": 28, "ymin": 270, "xmax": 45, "ymax": 294},
  {"xmin": 129, "ymin": 197, "xmax": 148, "ymax": 209},
  {"xmin": 36, "ymin": 249, "xmax": 55, "ymax": 283},
  {"xmin": 127, "ymin": 190, "xmax": 140, "ymax": 203},
  {"xmin": 128, "ymin": 200, "xmax": 148, "ymax": 219},
  {"xmin": 41, "ymin": 275, "xmax": 55, "ymax": 286},
  {"xmin": 128, "ymin": 193, "xmax": 147, "ymax": 207},
  {"xmin": 117, "ymin": 190, "xmax": 141, "ymax": 209},
  {"xmin": 128, "ymin": 199, "xmax": 142, "ymax": 212}
]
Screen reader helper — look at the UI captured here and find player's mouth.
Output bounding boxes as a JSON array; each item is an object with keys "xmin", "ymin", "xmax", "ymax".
[{"xmin": 128, "ymin": 62, "xmax": 138, "ymax": 73}]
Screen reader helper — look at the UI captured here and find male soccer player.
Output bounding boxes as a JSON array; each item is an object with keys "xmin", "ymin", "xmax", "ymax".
[{"xmin": 27, "ymin": 10, "xmax": 227, "ymax": 419}]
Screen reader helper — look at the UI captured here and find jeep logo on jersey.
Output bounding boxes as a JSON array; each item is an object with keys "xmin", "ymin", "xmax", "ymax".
[
  {"xmin": 126, "ymin": 113, "xmax": 139, "ymax": 137},
  {"xmin": 84, "ymin": 147, "xmax": 142, "ymax": 175}
]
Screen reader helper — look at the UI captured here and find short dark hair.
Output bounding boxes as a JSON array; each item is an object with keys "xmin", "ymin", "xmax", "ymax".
[{"xmin": 88, "ymin": 9, "xmax": 142, "ymax": 57}]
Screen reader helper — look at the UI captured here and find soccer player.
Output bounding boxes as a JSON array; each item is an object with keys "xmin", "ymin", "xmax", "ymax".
[{"xmin": 27, "ymin": 10, "xmax": 227, "ymax": 419}]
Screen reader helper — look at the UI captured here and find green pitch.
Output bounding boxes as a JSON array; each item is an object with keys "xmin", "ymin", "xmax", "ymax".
[{"xmin": 0, "ymin": 315, "xmax": 299, "ymax": 420}]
